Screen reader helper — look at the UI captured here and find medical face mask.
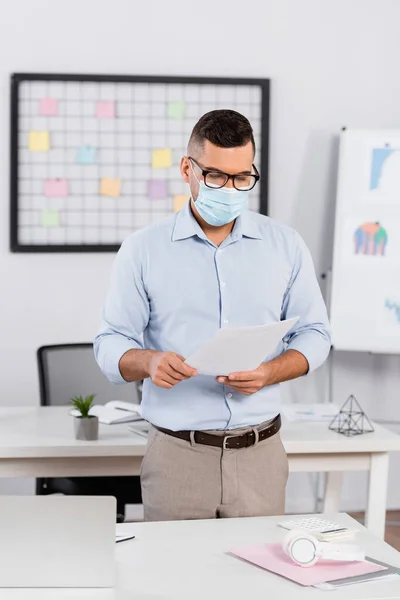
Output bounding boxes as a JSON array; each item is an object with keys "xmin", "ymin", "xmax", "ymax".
[{"xmin": 191, "ymin": 165, "xmax": 249, "ymax": 227}]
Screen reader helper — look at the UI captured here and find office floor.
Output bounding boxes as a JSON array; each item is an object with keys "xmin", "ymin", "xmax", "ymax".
[{"xmin": 351, "ymin": 511, "xmax": 400, "ymax": 550}]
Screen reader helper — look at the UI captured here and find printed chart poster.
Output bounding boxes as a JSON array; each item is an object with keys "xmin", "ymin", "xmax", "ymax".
[
  {"xmin": 367, "ymin": 146, "xmax": 400, "ymax": 205},
  {"xmin": 341, "ymin": 218, "xmax": 400, "ymax": 265},
  {"xmin": 380, "ymin": 294, "xmax": 400, "ymax": 335}
]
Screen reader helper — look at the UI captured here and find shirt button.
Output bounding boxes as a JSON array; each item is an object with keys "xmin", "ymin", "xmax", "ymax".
[
  {"xmin": 223, "ymin": 319, "xmax": 229, "ymax": 324},
  {"xmin": 227, "ymin": 393, "xmax": 233, "ymax": 399},
  {"xmin": 220, "ymin": 281, "xmax": 226, "ymax": 287}
]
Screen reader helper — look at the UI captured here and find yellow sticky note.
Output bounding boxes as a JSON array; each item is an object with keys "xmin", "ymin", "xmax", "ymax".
[
  {"xmin": 29, "ymin": 131, "xmax": 50, "ymax": 152},
  {"xmin": 100, "ymin": 177, "xmax": 121, "ymax": 197},
  {"xmin": 173, "ymin": 194, "xmax": 190, "ymax": 212},
  {"xmin": 41, "ymin": 209, "xmax": 59, "ymax": 227},
  {"xmin": 152, "ymin": 148, "xmax": 172, "ymax": 169}
]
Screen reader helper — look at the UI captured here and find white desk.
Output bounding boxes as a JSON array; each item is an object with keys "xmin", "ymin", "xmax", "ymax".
[
  {"xmin": 1, "ymin": 514, "xmax": 400, "ymax": 599},
  {"xmin": 0, "ymin": 407, "xmax": 399, "ymax": 538}
]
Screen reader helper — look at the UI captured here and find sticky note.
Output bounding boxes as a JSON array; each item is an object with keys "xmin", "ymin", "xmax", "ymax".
[
  {"xmin": 148, "ymin": 179, "xmax": 168, "ymax": 199},
  {"xmin": 40, "ymin": 98, "xmax": 58, "ymax": 116},
  {"xmin": 173, "ymin": 194, "xmax": 190, "ymax": 212},
  {"xmin": 41, "ymin": 209, "xmax": 60, "ymax": 228},
  {"xmin": 96, "ymin": 101, "xmax": 115, "ymax": 119},
  {"xmin": 44, "ymin": 179, "xmax": 68, "ymax": 197},
  {"xmin": 77, "ymin": 146, "xmax": 96, "ymax": 165},
  {"xmin": 152, "ymin": 148, "xmax": 172, "ymax": 169},
  {"xmin": 167, "ymin": 101, "xmax": 186, "ymax": 119},
  {"xmin": 29, "ymin": 131, "xmax": 50, "ymax": 152},
  {"xmin": 100, "ymin": 177, "xmax": 121, "ymax": 197}
]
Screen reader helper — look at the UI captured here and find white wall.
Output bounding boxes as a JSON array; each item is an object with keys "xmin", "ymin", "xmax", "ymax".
[{"xmin": 1, "ymin": 0, "xmax": 399, "ymax": 510}]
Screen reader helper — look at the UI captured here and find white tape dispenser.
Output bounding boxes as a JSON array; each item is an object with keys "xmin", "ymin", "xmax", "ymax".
[{"xmin": 283, "ymin": 529, "xmax": 365, "ymax": 568}]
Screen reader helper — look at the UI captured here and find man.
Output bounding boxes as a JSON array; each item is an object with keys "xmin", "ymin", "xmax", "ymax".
[{"xmin": 94, "ymin": 109, "xmax": 331, "ymax": 521}]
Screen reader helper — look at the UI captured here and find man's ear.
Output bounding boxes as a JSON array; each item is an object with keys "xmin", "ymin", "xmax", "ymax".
[{"xmin": 180, "ymin": 156, "xmax": 190, "ymax": 183}]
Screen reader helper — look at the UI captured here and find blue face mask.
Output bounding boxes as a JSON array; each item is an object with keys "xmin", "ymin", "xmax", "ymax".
[{"xmin": 191, "ymin": 166, "xmax": 249, "ymax": 227}]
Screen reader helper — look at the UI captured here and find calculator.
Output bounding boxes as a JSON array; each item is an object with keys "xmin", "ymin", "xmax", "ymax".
[{"xmin": 278, "ymin": 517, "xmax": 357, "ymax": 540}]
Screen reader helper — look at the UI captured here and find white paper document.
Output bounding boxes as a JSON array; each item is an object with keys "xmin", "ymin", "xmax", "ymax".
[{"xmin": 185, "ymin": 317, "xmax": 299, "ymax": 376}]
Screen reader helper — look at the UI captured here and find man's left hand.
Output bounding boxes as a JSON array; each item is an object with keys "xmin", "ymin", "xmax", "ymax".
[{"xmin": 217, "ymin": 362, "xmax": 271, "ymax": 396}]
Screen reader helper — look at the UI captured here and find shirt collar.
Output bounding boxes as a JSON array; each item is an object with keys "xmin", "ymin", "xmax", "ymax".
[
  {"xmin": 232, "ymin": 210, "xmax": 263, "ymax": 240},
  {"xmin": 172, "ymin": 199, "xmax": 206, "ymax": 241},
  {"xmin": 172, "ymin": 199, "xmax": 263, "ymax": 242}
]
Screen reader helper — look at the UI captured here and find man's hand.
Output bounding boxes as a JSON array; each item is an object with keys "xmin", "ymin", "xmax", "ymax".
[
  {"xmin": 148, "ymin": 352, "xmax": 197, "ymax": 389},
  {"xmin": 217, "ymin": 362, "xmax": 270, "ymax": 396}
]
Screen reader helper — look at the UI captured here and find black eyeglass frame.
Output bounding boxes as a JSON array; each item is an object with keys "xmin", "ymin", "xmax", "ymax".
[{"xmin": 188, "ymin": 157, "xmax": 260, "ymax": 191}]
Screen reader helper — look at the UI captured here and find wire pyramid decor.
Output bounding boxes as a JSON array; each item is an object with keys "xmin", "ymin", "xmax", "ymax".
[{"xmin": 329, "ymin": 395, "xmax": 374, "ymax": 436}]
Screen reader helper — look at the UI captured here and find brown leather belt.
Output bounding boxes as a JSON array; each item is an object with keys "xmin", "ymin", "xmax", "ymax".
[{"xmin": 157, "ymin": 414, "xmax": 281, "ymax": 450}]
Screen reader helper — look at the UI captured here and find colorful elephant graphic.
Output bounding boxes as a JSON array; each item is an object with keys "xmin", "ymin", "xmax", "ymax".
[{"xmin": 354, "ymin": 222, "xmax": 388, "ymax": 255}]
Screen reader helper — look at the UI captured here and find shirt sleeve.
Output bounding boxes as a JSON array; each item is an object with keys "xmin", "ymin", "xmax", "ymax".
[
  {"xmin": 94, "ymin": 236, "xmax": 150, "ymax": 384},
  {"xmin": 281, "ymin": 232, "xmax": 331, "ymax": 373}
]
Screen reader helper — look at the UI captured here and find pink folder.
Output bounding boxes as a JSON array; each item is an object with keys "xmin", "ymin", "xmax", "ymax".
[{"xmin": 230, "ymin": 543, "xmax": 385, "ymax": 587}]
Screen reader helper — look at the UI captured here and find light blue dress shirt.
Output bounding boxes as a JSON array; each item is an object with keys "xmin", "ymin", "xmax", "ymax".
[{"xmin": 94, "ymin": 201, "xmax": 331, "ymax": 431}]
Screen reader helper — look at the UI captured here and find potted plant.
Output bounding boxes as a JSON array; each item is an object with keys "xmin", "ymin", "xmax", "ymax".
[{"xmin": 71, "ymin": 394, "xmax": 98, "ymax": 441}]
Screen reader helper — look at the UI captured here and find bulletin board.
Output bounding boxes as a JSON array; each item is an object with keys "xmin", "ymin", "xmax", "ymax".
[{"xmin": 10, "ymin": 73, "xmax": 269, "ymax": 253}]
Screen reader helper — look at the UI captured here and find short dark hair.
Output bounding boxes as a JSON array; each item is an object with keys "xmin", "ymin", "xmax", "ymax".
[{"xmin": 188, "ymin": 109, "xmax": 255, "ymax": 155}]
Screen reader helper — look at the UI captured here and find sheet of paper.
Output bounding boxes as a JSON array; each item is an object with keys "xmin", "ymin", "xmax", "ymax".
[
  {"xmin": 40, "ymin": 98, "xmax": 58, "ymax": 116},
  {"xmin": 152, "ymin": 148, "xmax": 172, "ymax": 169},
  {"xmin": 167, "ymin": 100, "xmax": 186, "ymax": 119},
  {"xmin": 76, "ymin": 145, "xmax": 96, "ymax": 165},
  {"xmin": 173, "ymin": 194, "xmax": 189, "ymax": 212},
  {"xmin": 100, "ymin": 177, "xmax": 121, "ymax": 197},
  {"xmin": 185, "ymin": 318, "xmax": 299, "ymax": 376},
  {"xmin": 230, "ymin": 543, "xmax": 385, "ymax": 587},
  {"xmin": 44, "ymin": 179, "xmax": 68, "ymax": 197},
  {"xmin": 148, "ymin": 179, "xmax": 167, "ymax": 199},
  {"xmin": 41, "ymin": 209, "xmax": 60, "ymax": 227},
  {"xmin": 281, "ymin": 403, "xmax": 340, "ymax": 423},
  {"xmin": 96, "ymin": 100, "xmax": 115, "ymax": 119},
  {"xmin": 29, "ymin": 131, "xmax": 50, "ymax": 151}
]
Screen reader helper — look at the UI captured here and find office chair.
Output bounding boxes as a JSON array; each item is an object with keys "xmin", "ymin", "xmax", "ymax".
[{"xmin": 37, "ymin": 343, "xmax": 143, "ymax": 520}]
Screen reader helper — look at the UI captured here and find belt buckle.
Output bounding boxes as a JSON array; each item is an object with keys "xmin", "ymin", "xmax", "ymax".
[{"xmin": 222, "ymin": 434, "xmax": 237, "ymax": 450}]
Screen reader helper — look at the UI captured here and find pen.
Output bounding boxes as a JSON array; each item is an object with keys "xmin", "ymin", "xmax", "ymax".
[{"xmin": 116, "ymin": 535, "xmax": 136, "ymax": 543}]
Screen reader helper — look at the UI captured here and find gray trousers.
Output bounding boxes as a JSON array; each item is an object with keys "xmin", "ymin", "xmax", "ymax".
[{"xmin": 141, "ymin": 420, "xmax": 289, "ymax": 521}]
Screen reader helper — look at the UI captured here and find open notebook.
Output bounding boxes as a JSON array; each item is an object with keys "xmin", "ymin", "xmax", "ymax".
[{"xmin": 70, "ymin": 401, "xmax": 142, "ymax": 424}]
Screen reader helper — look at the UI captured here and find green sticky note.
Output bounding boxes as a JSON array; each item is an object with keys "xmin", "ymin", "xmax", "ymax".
[
  {"xmin": 167, "ymin": 101, "xmax": 186, "ymax": 119},
  {"xmin": 41, "ymin": 209, "xmax": 60, "ymax": 227}
]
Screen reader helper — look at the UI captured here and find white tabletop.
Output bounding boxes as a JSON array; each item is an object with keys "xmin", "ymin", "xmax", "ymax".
[
  {"xmin": 1, "ymin": 514, "xmax": 400, "ymax": 599},
  {"xmin": 0, "ymin": 406, "xmax": 399, "ymax": 459}
]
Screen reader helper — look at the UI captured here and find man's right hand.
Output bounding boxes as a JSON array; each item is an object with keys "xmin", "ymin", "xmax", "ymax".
[{"xmin": 147, "ymin": 352, "xmax": 197, "ymax": 389}]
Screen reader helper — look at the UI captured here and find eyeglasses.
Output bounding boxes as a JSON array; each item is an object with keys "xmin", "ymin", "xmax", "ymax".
[{"xmin": 188, "ymin": 157, "xmax": 260, "ymax": 191}]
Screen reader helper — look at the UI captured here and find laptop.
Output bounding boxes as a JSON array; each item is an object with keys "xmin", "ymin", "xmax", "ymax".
[{"xmin": 0, "ymin": 495, "xmax": 116, "ymax": 588}]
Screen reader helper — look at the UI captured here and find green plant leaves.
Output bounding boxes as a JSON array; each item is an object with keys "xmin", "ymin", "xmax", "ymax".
[{"xmin": 70, "ymin": 393, "xmax": 96, "ymax": 418}]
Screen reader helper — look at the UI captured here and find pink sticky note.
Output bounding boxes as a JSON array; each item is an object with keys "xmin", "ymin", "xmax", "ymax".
[
  {"xmin": 44, "ymin": 179, "xmax": 68, "ymax": 197},
  {"xmin": 230, "ymin": 544, "xmax": 385, "ymax": 587},
  {"xmin": 96, "ymin": 101, "xmax": 115, "ymax": 119},
  {"xmin": 148, "ymin": 179, "xmax": 168, "ymax": 199},
  {"xmin": 40, "ymin": 98, "xmax": 58, "ymax": 116}
]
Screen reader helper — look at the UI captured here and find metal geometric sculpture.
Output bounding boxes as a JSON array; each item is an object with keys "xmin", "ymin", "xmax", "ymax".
[{"xmin": 329, "ymin": 395, "xmax": 374, "ymax": 436}]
